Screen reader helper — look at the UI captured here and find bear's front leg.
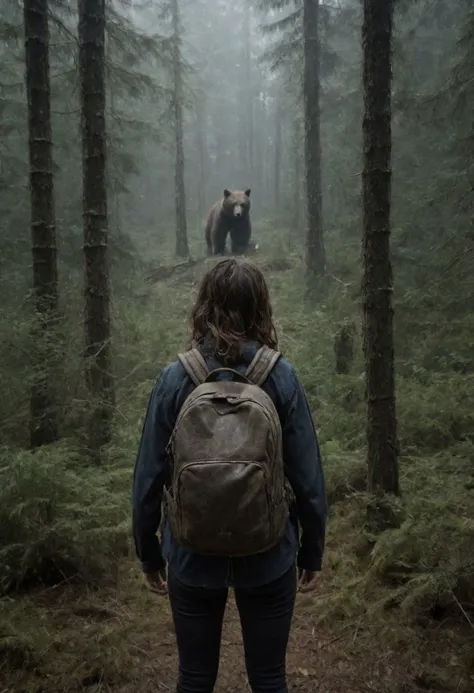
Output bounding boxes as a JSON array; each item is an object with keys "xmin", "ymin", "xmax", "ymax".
[
  {"xmin": 213, "ymin": 226, "xmax": 228, "ymax": 255},
  {"xmin": 230, "ymin": 227, "xmax": 251, "ymax": 255}
]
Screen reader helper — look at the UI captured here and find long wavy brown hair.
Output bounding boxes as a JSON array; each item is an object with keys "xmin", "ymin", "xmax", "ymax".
[{"xmin": 188, "ymin": 258, "xmax": 278, "ymax": 363}]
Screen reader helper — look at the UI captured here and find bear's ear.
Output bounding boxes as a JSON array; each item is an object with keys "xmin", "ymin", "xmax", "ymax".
[
  {"xmin": 245, "ymin": 188, "xmax": 251, "ymax": 197},
  {"xmin": 223, "ymin": 189, "xmax": 231, "ymax": 198}
]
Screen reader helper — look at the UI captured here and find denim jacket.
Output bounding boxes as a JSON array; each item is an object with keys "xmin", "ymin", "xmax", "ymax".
[{"xmin": 132, "ymin": 341, "xmax": 327, "ymax": 589}]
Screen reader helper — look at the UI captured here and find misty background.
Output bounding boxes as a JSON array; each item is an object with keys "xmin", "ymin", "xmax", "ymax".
[{"xmin": 2, "ymin": 0, "xmax": 470, "ymax": 271}]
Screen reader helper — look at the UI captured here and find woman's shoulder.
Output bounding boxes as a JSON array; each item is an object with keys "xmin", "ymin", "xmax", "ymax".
[
  {"xmin": 153, "ymin": 358, "xmax": 188, "ymax": 392},
  {"xmin": 268, "ymin": 354, "xmax": 299, "ymax": 405},
  {"xmin": 150, "ymin": 359, "xmax": 192, "ymax": 418},
  {"xmin": 274, "ymin": 353, "xmax": 296, "ymax": 377}
]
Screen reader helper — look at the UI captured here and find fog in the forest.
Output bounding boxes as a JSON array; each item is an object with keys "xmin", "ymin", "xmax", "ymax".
[
  {"xmin": 2, "ymin": 0, "xmax": 471, "ymax": 267},
  {"xmin": 1, "ymin": 1, "xmax": 474, "ymax": 691}
]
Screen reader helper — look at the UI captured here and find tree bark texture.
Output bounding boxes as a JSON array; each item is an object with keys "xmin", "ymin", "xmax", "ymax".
[
  {"xmin": 172, "ymin": 0, "xmax": 189, "ymax": 258},
  {"xmin": 79, "ymin": 0, "xmax": 115, "ymax": 455},
  {"xmin": 244, "ymin": 3, "xmax": 254, "ymax": 177},
  {"xmin": 362, "ymin": 0, "xmax": 399, "ymax": 495},
  {"xmin": 292, "ymin": 113, "xmax": 302, "ymax": 237},
  {"xmin": 253, "ymin": 95, "xmax": 266, "ymax": 204},
  {"xmin": 24, "ymin": 0, "xmax": 60, "ymax": 448},
  {"xmin": 303, "ymin": 0, "xmax": 325, "ymax": 276},
  {"xmin": 274, "ymin": 94, "xmax": 282, "ymax": 213},
  {"xmin": 195, "ymin": 93, "xmax": 207, "ymax": 227}
]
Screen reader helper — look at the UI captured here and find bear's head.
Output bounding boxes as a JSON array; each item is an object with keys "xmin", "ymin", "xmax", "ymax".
[{"xmin": 222, "ymin": 189, "xmax": 251, "ymax": 219}]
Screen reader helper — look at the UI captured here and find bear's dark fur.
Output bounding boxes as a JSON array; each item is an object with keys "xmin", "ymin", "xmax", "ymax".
[{"xmin": 205, "ymin": 189, "xmax": 252, "ymax": 256}]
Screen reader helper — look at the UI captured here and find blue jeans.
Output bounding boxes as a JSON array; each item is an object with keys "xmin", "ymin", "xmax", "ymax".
[{"xmin": 168, "ymin": 565, "xmax": 297, "ymax": 693}]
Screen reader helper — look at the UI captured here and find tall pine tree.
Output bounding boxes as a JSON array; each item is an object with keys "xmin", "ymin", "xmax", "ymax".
[
  {"xmin": 362, "ymin": 0, "xmax": 399, "ymax": 495},
  {"xmin": 171, "ymin": 0, "xmax": 189, "ymax": 258},
  {"xmin": 79, "ymin": 0, "xmax": 115, "ymax": 455},
  {"xmin": 303, "ymin": 0, "xmax": 325, "ymax": 277},
  {"xmin": 24, "ymin": 0, "xmax": 60, "ymax": 448}
]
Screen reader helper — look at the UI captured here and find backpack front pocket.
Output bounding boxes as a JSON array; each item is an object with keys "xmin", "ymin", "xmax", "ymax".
[{"xmin": 174, "ymin": 460, "xmax": 275, "ymax": 556}]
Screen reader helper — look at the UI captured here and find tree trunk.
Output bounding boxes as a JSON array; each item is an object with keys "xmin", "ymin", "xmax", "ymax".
[
  {"xmin": 292, "ymin": 113, "xmax": 302, "ymax": 237},
  {"xmin": 195, "ymin": 92, "xmax": 207, "ymax": 229},
  {"xmin": 265, "ymin": 131, "xmax": 273, "ymax": 209},
  {"xmin": 274, "ymin": 94, "xmax": 282, "ymax": 214},
  {"xmin": 362, "ymin": 0, "xmax": 399, "ymax": 495},
  {"xmin": 253, "ymin": 93, "xmax": 265, "ymax": 204},
  {"xmin": 172, "ymin": 0, "xmax": 189, "ymax": 258},
  {"xmin": 303, "ymin": 0, "xmax": 325, "ymax": 276},
  {"xmin": 334, "ymin": 322, "xmax": 356, "ymax": 375},
  {"xmin": 244, "ymin": 3, "xmax": 253, "ymax": 176},
  {"xmin": 109, "ymin": 86, "xmax": 121, "ymax": 233},
  {"xmin": 79, "ymin": 0, "xmax": 115, "ymax": 456},
  {"xmin": 24, "ymin": 0, "xmax": 60, "ymax": 448}
]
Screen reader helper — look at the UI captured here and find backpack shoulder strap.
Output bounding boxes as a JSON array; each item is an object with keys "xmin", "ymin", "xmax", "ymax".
[
  {"xmin": 245, "ymin": 346, "xmax": 281, "ymax": 387},
  {"xmin": 177, "ymin": 348, "xmax": 210, "ymax": 386}
]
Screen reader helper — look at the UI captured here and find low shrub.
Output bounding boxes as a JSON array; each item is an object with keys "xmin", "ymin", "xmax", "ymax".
[
  {"xmin": 0, "ymin": 443, "xmax": 130, "ymax": 595},
  {"xmin": 321, "ymin": 448, "xmax": 474, "ymax": 629}
]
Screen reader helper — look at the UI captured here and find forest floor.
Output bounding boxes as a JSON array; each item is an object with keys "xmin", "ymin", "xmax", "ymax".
[
  {"xmin": 4, "ymin": 469, "xmax": 472, "ymax": 693},
  {"xmin": 2, "ymin": 545, "xmax": 460, "ymax": 693}
]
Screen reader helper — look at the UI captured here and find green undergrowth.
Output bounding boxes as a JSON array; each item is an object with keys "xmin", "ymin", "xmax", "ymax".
[
  {"xmin": 0, "ymin": 443, "xmax": 130, "ymax": 596},
  {"xmin": 322, "ymin": 445, "xmax": 474, "ymax": 622},
  {"xmin": 316, "ymin": 445, "xmax": 474, "ymax": 691},
  {"xmin": 1, "ymin": 223, "xmax": 474, "ymax": 690},
  {"xmin": 0, "ymin": 566, "xmax": 175, "ymax": 692}
]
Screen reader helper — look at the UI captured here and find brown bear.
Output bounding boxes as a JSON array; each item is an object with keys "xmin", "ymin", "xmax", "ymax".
[{"xmin": 205, "ymin": 188, "xmax": 252, "ymax": 256}]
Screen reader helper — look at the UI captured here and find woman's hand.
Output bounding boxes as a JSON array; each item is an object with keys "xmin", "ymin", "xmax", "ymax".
[
  {"xmin": 144, "ymin": 568, "xmax": 168, "ymax": 595},
  {"xmin": 298, "ymin": 568, "xmax": 317, "ymax": 593}
]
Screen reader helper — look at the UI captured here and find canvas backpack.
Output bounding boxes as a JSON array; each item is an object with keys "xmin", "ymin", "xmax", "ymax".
[{"xmin": 164, "ymin": 346, "xmax": 289, "ymax": 557}]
